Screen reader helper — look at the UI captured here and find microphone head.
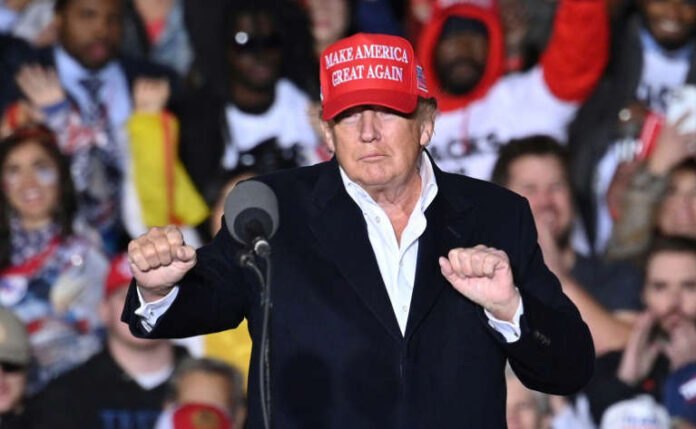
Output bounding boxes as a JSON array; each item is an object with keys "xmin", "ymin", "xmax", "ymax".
[{"xmin": 224, "ymin": 180, "xmax": 279, "ymax": 245}]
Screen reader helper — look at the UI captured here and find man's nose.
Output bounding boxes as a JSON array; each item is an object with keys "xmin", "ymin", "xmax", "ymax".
[{"xmin": 358, "ymin": 111, "xmax": 380, "ymax": 143}]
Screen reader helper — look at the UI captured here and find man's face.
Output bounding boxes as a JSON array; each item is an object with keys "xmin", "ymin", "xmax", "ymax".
[
  {"xmin": 321, "ymin": 105, "xmax": 434, "ymax": 191},
  {"xmin": 658, "ymin": 169, "xmax": 696, "ymax": 239},
  {"xmin": 505, "ymin": 155, "xmax": 574, "ymax": 242},
  {"xmin": 434, "ymin": 31, "xmax": 489, "ymax": 95},
  {"xmin": 643, "ymin": 251, "xmax": 696, "ymax": 333},
  {"xmin": 228, "ymin": 12, "xmax": 282, "ymax": 91},
  {"xmin": 0, "ymin": 364, "xmax": 26, "ymax": 414},
  {"xmin": 506, "ymin": 376, "xmax": 545, "ymax": 429},
  {"xmin": 641, "ymin": 0, "xmax": 696, "ymax": 50},
  {"xmin": 57, "ymin": 0, "xmax": 122, "ymax": 70}
]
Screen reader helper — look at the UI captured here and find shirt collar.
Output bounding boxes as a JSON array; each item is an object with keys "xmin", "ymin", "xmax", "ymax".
[
  {"xmin": 639, "ymin": 28, "xmax": 695, "ymax": 61},
  {"xmin": 338, "ymin": 152, "xmax": 439, "ymax": 213}
]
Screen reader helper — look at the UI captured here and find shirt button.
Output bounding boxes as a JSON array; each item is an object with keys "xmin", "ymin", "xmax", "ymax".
[
  {"xmin": 375, "ymin": 216, "xmax": 381, "ymax": 223},
  {"xmin": 402, "ymin": 305, "xmax": 408, "ymax": 312}
]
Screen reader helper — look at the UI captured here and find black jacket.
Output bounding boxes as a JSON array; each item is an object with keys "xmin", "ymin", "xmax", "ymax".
[{"xmin": 122, "ymin": 156, "xmax": 595, "ymax": 428}]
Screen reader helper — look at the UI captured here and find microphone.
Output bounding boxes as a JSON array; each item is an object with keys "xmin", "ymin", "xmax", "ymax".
[{"xmin": 224, "ymin": 180, "xmax": 279, "ymax": 258}]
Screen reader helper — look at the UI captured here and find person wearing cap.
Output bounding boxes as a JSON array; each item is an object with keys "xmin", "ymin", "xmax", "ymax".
[
  {"xmin": 27, "ymin": 253, "xmax": 187, "ymax": 429},
  {"xmin": 0, "ymin": 308, "xmax": 30, "ymax": 429},
  {"xmin": 122, "ymin": 33, "xmax": 594, "ymax": 428}
]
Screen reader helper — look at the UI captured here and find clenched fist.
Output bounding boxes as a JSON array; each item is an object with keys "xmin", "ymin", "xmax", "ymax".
[
  {"xmin": 127, "ymin": 226, "xmax": 197, "ymax": 302},
  {"xmin": 439, "ymin": 245, "xmax": 520, "ymax": 321}
]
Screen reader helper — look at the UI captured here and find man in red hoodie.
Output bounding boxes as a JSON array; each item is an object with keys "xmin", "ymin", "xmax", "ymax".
[{"xmin": 417, "ymin": 0, "xmax": 608, "ymax": 180}]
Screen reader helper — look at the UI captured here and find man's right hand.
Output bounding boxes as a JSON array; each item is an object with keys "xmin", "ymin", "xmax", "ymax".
[{"xmin": 127, "ymin": 226, "xmax": 197, "ymax": 302}]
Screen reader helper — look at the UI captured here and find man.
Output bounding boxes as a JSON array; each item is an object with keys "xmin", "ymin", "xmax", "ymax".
[
  {"xmin": 122, "ymin": 33, "xmax": 594, "ymax": 428},
  {"xmin": 2, "ymin": 0, "xmax": 179, "ymax": 252},
  {"xmin": 178, "ymin": 0, "xmax": 320, "ymax": 202},
  {"xmin": 491, "ymin": 136, "xmax": 642, "ymax": 354},
  {"xmin": 580, "ymin": 236, "xmax": 696, "ymax": 425},
  {"xmin": 570, "ymin": 0, "xmax": 696, "ymax": 252},
  {"xmin": 28, "ymin": 254, "xmax": 186, "ymax": 429},
  {"xmin": 415, "ymin": 0, "xmax": 608, "ymax": 179},
  {"xmin": 0, "ymin": 308, "xmax": 31, "ymax": 429},
  {"xmin": 156, "ymin": 357, "xmax": 246, "ymax": 429}
]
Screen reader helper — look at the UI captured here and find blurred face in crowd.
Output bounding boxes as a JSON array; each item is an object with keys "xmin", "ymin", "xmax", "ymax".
[
  {"xmin": 2, "ymin": 141, "xmax": 59, "ymax": 229},
  {"xmin": 321, "ymin": 104, "xmax": 435, "ymax": 192},
  {"xmin": 505, "ymin": 155, "xmax": 574, "ymax": 244},
  {"xmin": 228, "ymin": 11, "xmax": 282, "ymax": 92},
  {"xmin": 658, "ymin": 169, "xmax": 696, "ymax": 239},
  {"xmin": 643, "ymin": 250, "xmax": 696, "ymax": 334},
  {"xmin": 209, "ymin": 172, "xmax": 256, "ymax": 238},
  {"xmin": 506, "ymin": 375, "xmax": 546, "ymax": 429},
  {"xmin": 307, "ymin": 0, "xmax": 350, "ymax": 52},
  {"xmin": 435, "ymin": 28, "xmax": 489, "ymax": 95},
  {"xmin": 100, "ymin": 286, "xmax": 166, "ymax": 350},
  {"xmin": 0, "ymin": 363, "xmax": 27, "ymax": 415},
  {"xmin": 176, "ymin": 370, "xmax": 235, "ymax": 413},
  {"xmin": 641, "ymin": 0, "xmax": 696, "ymax": 50},
  {"xmin": 57, "ymin": 0, "xmax": 123, "ymax": 70}
]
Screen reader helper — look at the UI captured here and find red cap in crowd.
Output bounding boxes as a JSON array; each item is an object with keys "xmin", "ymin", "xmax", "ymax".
[
  {"xmin": 319, "ymin": 33, "xmax": 431, "ymax": 120},
  {"xmin": 105, "ymin": 253, "xmax": 133, "ymax": 296},
  {"xmin": 170, "ymin": 403, "xmax": 232, "ymax": 429}
]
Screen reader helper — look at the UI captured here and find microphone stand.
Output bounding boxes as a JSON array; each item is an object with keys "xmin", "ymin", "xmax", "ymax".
[{"xmin": 237, "ymin": 244, "xmax": 273, "ymax": 429}]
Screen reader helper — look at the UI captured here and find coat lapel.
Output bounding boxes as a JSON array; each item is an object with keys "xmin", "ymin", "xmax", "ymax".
[
  {"xmin": 308, "ymin": 160, "xmax": 403, "ymax": 341},
  {"xmin": 404, "ymin": 166, "xmax": 477, "ymax": 341}
]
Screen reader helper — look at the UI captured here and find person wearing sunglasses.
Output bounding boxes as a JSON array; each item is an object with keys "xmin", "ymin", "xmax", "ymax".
[{"xmin": 178, "ymin": 0, "xmax": 321, "ymax": 203}]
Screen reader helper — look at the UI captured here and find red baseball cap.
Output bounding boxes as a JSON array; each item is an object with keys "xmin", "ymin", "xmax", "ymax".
[
  {"xmin": 320, "ymin": 33, "xmax": 432, "ymax": 120},
  {"xmin": 105, "ymin": 253, "xmax": 133, "ymax": 296},
  {"xmin": 171, "ymin": 403, "xmax": 231, "ymax": 429}
]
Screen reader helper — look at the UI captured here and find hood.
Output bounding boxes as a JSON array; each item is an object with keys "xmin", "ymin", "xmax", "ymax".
[{"xmin": 417, "ymin": 0, "xmax": 505, "ymax": 112}]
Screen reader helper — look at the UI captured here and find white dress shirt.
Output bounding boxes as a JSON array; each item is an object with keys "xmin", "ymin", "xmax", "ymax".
[{"xmin": 136, "ymin": 154, "xmax": 523, "ymax": 341}]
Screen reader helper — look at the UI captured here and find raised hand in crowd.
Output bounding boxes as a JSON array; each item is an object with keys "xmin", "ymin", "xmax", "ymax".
[
  {"xmin": 132, "ymin": 78, "xmax": 171, "ymax": 114},
  {"xmin": 535, "ymin": 220, "xmax": 566, "ymax": 278},
  {"xmin": 439, "ymin": 246, "xmax": 520, "ymax": 321},
  {"xmin": 663, "ymin": 320, "xmax": 696, "ymax": 372},
  {"xmin": 647, "ymin": 112, "xmax": 696, "ymax": 176},
  {"xmin": 15, "ymin": 64, "xmax": 66, "ymax": 109},
  {"xmin": 127, "ymin": 226, "xmax": 197, "ymax": 302},
  {"xmin": 617, "ymin": 312, "xmax": 664, "ymax": 386}
]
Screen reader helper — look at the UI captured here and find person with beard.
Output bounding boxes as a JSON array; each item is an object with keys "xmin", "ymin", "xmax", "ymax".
[
  {"xmin": 415, "ymin": 0, "xmax": 608, "ymax": 180},
  {"xmin": 492, "ymin": 136, "xmax": 642, "ymax": 355},
  {"xmin": 569, "ymin": 0, "xmax": 696, "ymax": 253},
  {"xmin": 1, "ymin": 0, "xmax": 180, "ymax": 253},
  {"xmin": 178, "ymin": 0, "xmax": 321, "ymax": 202},
  {"xmin": 578, "ymin": 236, "xmax": 696, "ymax": 425}
]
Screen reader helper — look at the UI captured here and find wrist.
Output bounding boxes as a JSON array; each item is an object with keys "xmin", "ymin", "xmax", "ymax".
[
  {"xmin": 487, "ymin": 292, "xmax": 521, "ymax": 322},
  {"xmin": 138, "ymin": 284, "xmax": 175, "ymax": 302}
]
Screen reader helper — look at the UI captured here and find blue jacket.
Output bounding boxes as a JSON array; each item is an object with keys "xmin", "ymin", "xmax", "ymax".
[{"xmin": 122, "ymin": 156, "xmax": 594, "ymax": 428}]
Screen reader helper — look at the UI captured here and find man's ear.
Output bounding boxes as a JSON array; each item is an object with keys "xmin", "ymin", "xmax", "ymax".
[
  {"xmin": 419, "ymin": 115, "xmax": 435, "ymax": 147},
  {"xmin": 320, "ymin": 120, "xmax": 336, "ymax": 153}
]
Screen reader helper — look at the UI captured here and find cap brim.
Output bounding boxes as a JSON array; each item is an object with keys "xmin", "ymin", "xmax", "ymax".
[{"xmin": 322, "ymin": 89, "xmax": 418, "ymax": 121}]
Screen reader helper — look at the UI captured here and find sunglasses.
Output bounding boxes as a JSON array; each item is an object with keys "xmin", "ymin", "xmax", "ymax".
[
  {"xmin": 231, "ymin": 31, "xmax": 282, "ymax": 53},
  {"xmin": 0, "ymin": 362, "xmax": 26, "ymax": 373}
]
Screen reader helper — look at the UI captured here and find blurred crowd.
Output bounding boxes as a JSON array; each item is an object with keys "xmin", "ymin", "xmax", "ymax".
[{"xmin": 0, "ymin": 0, "xmax": 694, "ymax": 427}]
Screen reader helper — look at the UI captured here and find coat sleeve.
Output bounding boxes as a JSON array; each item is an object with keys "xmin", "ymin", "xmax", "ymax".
[
  {"xmin": 121, "ymin": 219, "xmax": 253, "ymax": 339},
  {"xmin": 492, "ymin": 197, "xmax": 595, "ymax": 395},
  {"xmin": 540, "ymin": 0, "xmax": 609, "ymax": 102}
]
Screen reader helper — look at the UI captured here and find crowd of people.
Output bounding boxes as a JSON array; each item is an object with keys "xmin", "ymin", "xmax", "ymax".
[{"xmin": 0, "ymin": 0, "xmax": 694, "ymax": 427}]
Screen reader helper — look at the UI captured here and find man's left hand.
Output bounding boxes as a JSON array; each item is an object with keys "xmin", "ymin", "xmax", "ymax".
[{"xmin": 439, "ymin": 245, "xmax": 520, "ymax": 322}]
